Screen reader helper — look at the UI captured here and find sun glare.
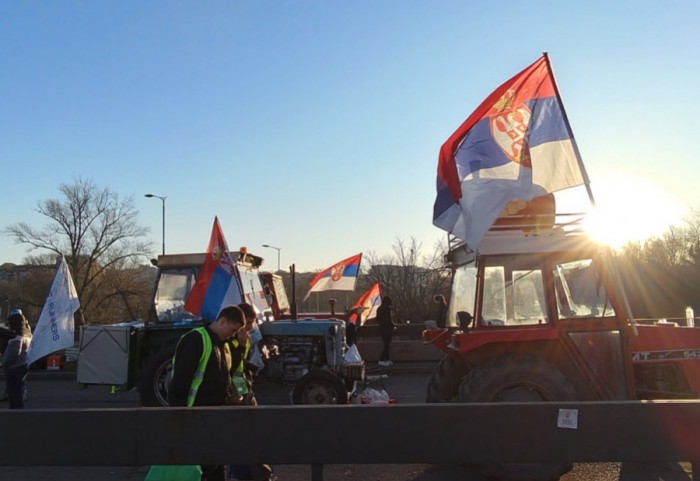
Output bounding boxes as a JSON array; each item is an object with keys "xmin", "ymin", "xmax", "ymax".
[{"xmin": 583, "ymin": 175, "xmax": 686, "ymax": 249}]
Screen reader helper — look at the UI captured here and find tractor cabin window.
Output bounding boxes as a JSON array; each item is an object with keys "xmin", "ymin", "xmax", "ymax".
[
  {"xmin": 481, "ymin": 262, "xmax": 547, "ymax": 327},
  {"xmin": 553, "ymin": 258, "xmax": 616, "ymax": 319},
  {"xmin": 154, "ymin": 268, "xmax": 198, "ymax": 323},
  {"xmin": 447, "ymin": 263, "xmax": 478, "ymax": 328}
]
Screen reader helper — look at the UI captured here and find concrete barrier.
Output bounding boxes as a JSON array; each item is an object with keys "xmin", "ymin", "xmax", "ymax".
[{"xmin": 0, "ymin": 401, "xmax": 698, "ymax": 475}]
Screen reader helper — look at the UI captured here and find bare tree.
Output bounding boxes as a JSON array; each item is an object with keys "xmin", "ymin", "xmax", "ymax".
[
  {"xmin": 5, "ymin": 178, "xmax": 152, "ymax": 325},
  {"xmin": 364, "ymin": 237, "xmax": 450, "ymax": 323}
]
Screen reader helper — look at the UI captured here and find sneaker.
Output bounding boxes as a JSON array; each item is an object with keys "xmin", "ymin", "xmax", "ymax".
[{"xmin": 386, "ymin": 360, "xmax": 394, "ymax": 366}]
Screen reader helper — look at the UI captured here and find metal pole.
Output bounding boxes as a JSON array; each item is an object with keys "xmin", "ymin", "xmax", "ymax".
[
  {"xmin": 262, "ymin": 244, "xmax": 281, "ymax": 272},
  {"xmin": 145, "ymin": 194, "xmax": 166, "ymax": 255},
  {"xmin": 542, "ymin": 52, "xmax": 596, "ymax": 207},
  {"xmin": 161, "ymin": 197, "xmax": 165, "ymax": 255}
]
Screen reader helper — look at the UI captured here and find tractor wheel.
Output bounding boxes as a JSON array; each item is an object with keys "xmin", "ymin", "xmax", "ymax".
[
  {"xmin": 292, "ymin": 370, "xmax": 348, "ymax": 405},
  {"xmin": 139, "ymin": 346, "xmax": 175, "ymax": 407},
  {"xmin": 426, "ymin": 356, "xmax": 470, "ymax": 403},
  {"xmin": 459, "ymin": 354, "xmax": 575, "ymax": 481}
]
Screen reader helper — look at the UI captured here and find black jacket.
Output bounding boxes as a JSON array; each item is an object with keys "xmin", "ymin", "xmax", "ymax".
[
  {"xmin": 168, "ymin": 327, "xmax": 233, "ymax": 407},
  {"xmin": 376, "ymin": 304, "xmax": 395, "ymax": 337}
]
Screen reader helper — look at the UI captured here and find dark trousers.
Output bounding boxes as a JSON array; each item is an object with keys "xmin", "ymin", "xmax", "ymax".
[
  {"xmin": 380, "ymin": 333, "xmax": 393, "ymax": 362},
  {"xmin": 6, "ymin": 364, "xmax": 28, "ymax": 409},
  {"xmin": 201, "ymin": 464, "xmax": 225, "ymax": 481}
]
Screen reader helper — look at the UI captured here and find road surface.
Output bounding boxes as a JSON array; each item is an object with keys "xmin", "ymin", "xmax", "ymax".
[{"xmin": 0, "ymin": 364, "xmax": 694, "ymax": 481}]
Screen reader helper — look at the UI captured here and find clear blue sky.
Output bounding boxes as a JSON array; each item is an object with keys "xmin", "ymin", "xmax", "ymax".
[{"xmin": 2, "ymin": 1, "xmax": 699, "ymax": 271}]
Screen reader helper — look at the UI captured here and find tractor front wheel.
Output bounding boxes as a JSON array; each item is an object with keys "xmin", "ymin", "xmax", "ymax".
[
  {"xmin": 292, "ymin": 370, "xmax": 348, "ymax": 405},
  {"xmin": 426, "ymin": 356, "xmax": 470, "ymax": 403}
]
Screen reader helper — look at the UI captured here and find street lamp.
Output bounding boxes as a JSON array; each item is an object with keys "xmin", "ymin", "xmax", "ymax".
[
  {"xmin": 144, "ymin": 194, "xmax": 166, "ymax": 255},
  {"xmin": 261, "ymin": 244, "xmax": 281, "ymax": 272}
]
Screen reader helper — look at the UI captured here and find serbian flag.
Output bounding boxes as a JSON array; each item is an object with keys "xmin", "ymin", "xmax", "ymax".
[
  {"xmin": 433, "ymin": 54, "xmax": 586, "ymax": 249},
  {"xmin": 349, "ymin": 282, "xmax": 381, "ymax": 326},
  {"xmin": 304, "ymin": 253, "xmax": 362, "ymax": 301},
  {"xmin": 184, "ymin": 217, "xmax": 242, "ymax": 322}
]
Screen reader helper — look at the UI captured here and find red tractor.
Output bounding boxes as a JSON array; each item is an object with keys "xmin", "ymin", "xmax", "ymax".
[{"xmin": 423, "ymin": 216, "xmax": 700, "ymax": 480}]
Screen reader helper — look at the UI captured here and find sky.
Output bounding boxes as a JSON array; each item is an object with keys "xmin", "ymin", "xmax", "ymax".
[{"xmin": 2, "ymin": 1, "xmax": 700, "ymax": 272}]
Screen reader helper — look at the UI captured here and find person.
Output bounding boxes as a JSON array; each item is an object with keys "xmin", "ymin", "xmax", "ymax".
[
  {"xmin": 376, "ymin": 296, "xmax": 395, "ymax": 367},
  {"xmin": 0, "ymin": 309, "xmax": 32, "ymax": 409},
  {"xmin": 168, "ymin": 305, "xmax": 246, "ymax": 481},
  {"xmin": 229, "ymin": 303, "xmax": 260, "ymax": 406},
  {"xmin": 227, "ymin": 303, "xmax": 275, "ymax": 481},
  {"xmin": 344, "ymin": 307, "xmax": 362, "ymax": 347},
  {"xmin": 0, "ymin": 323, "xmax": 18, "ymax": 402},
  {"xmin": 433, "ymin": 294, "xmax": 448, "ymax": 329}
]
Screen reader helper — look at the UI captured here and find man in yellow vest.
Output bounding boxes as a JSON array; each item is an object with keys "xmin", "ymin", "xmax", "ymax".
[
  {"xmin": 228, "ymin": 303, "xmax": 276, "ymax": 481},
  {"xmin": 229, "ymin": 302, "xmax": 259, "ymax": 405},
  {"xmin": 169, "ymin": 305, "xmax": 246, "ymax": 481}
]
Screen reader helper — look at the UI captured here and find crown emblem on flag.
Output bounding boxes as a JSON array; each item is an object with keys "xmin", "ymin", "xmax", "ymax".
[
  {"xmin": 490, "ymin": 89, "xmax": 532, "ymax": 166},
  {"xmin": 330, "ymin": 262, "xmax": 346, "ymax": 281}
]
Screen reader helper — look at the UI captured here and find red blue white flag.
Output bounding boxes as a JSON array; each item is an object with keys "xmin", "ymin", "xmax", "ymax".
[
  {"xmin": 349, "ymin": 282, "xmax": 382, "ymax": 326},
  {"xmin": 184, "ymin": 217, "xmax": 242, "ymax": 322},
  {"xmin": 304, "ymin": 253, "xmax": 362, "ymax": 301},
  {"xmin": 433, "ymin": 55, "xmax": 585, "ymax": 249}
]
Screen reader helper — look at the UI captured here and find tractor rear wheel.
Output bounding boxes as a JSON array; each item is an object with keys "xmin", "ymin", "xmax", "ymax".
[
  {"xmin": 139, "ymin": 346, "xmax": 176, "ymax": 407},
  {"xmin": 459, "ymin": 354, "xmax": 576, "ymax": 481},
  {"xmin": 426, "ymin": 356, "xmax": 469, "ymax": 402}
]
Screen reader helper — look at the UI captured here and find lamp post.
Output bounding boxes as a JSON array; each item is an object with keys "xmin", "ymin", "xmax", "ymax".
[
  {"xmin": 261, "ymin": 244, "xmax": 281, "ymax": 272},
  {"xmin": 144, "ymin": 194, "xmax": 166, "ymax": 255}
]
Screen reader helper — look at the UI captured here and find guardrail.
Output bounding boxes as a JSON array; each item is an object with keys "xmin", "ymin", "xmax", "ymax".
[{"xmin": 1, "ymin": 401, "xmax": 698, "ymax": 480}]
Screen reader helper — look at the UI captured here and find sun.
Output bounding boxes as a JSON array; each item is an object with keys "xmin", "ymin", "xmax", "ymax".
[{"xmin": 582, "ymin": 175, "xmax": 686, "ymax": 249}]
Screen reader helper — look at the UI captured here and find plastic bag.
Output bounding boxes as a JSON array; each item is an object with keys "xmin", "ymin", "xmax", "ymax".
[
  {"xmin": 344, "ymin": 344, "xmax": 362, "ymax": 363},
  {"xmin": 144, "ymin": 465, "xmax": 202, "ymax": 481},
  {"xmin": 360, "ymin": 387, "xmax": 391, "ymax": 404}
]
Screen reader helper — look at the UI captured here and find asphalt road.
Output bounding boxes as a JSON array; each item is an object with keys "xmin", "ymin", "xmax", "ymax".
[{"xmin": 0, "ymin": 365, "xmax": 694, "ymax": 481}]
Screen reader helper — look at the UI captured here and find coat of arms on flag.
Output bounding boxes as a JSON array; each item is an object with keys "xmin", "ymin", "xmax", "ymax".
[{"xmin": 304, "ymin": 253, "xmax": 362, "ymax": 301}]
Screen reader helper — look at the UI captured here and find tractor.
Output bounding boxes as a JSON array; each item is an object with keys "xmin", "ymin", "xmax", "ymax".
[{"xmin": 423, "ymin": 214, "xmax": 700, "ymax": 480}]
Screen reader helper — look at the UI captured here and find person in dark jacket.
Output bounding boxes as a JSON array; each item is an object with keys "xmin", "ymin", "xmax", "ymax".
[
  {"xmin": 168, "ymin": 305, "xmax": 246, "ymax": 481},
  {"xmin": 0, "ymin": 309, "xmax": 32, "ymax": 409},
  {"xmin": 0, "ymin": 324, "xmax": 18, "ymax": 402},
  {"xmin": 433, "ymin": 294, "xmax": 448, "ymax": 329},
  {"xmin": 376, "ymin": 296, "xmax": 395, "ymax": 366}
]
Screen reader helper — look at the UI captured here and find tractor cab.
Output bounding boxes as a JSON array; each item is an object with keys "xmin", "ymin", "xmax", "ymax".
[{"xmin": 425, "ymin": 217, "xmax": 636, "ymax": 403}]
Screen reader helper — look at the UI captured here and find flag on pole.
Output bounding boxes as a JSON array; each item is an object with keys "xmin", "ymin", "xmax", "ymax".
[
  {"xmin": 27, "ymin": 256, "xmax": 80, "ymax": 365},
  {"xmin": 349, "ymin": 282, "xmax": 382, "ymax": 326},
  {"xmin": 433, "ymin": 54, "xmax": 586, "ymax": 249},
  {"xmin": 184, "ymin": 217, "xmax": 242, "ymax": 322},
  {"xmin": 304, "ymin": 253, "xmax": 362, "ymax": 301}
]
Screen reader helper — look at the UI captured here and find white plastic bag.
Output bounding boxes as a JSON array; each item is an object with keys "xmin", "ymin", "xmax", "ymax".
[
  {"xmin": 361, "ymin": 387, "xmax": 391, "ymax": 404},
  {"xmin": 344, "ymin": 343, "xmax": 362, "ymax": 363}
]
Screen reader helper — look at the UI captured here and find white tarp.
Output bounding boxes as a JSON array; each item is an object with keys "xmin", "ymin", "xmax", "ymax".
[{"xmin": 76, "ymin": 323, "xmax": 140, "ymax": 385}]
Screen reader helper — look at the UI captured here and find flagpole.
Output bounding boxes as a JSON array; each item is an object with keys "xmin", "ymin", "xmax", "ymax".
[{"xmin": 542, "ymin": 52, "xmax": 596, "ymax": 208}]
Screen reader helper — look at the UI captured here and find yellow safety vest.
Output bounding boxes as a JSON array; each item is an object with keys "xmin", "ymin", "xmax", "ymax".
[
  {"xmin": 174, "ymin": 327, "xmax": 231, "ymax": 407},
  {"xmin": 231, "ymin": 337, "xmax": 251, "ymax": 373}
]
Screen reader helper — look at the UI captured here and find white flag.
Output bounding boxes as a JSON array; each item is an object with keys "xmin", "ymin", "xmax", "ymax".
[{"xmin": 27, "ymin": 256, "xmax": 80, "ymax": 365}]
